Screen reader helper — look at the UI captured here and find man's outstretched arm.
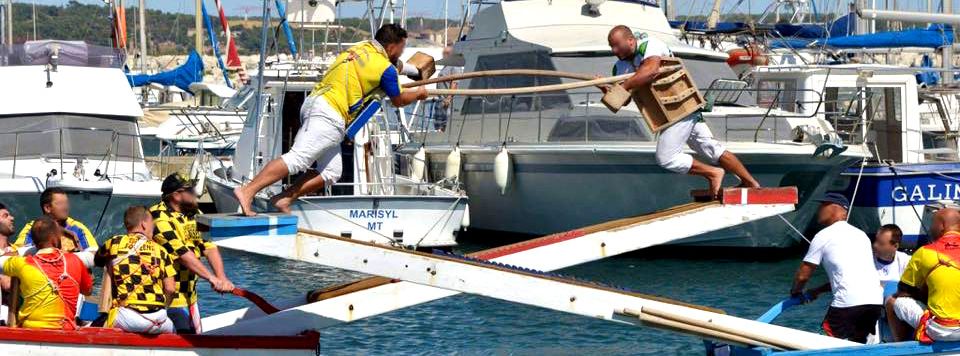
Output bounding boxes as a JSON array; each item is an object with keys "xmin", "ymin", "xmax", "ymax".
[{"xmin": 621, "ymin": 56, "xmax": 662, "ymax": 92}]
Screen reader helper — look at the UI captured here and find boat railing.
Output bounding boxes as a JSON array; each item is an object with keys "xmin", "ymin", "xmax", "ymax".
[
  {"xmin": 408, "ymin": 87, "xmax": 836, "ymax": 145},
  {"xmin": 0, "ymin": 127, "xmax": 151, "ymax": 181}
]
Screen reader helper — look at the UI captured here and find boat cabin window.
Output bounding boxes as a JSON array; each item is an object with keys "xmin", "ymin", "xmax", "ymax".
[
  {"xmin": 755, "ymin": 79, "xmax": 797, "ymax": 112},
  {"xmin": 223, "ymin": 85, "xmax": 256, "ymax": 111},
  {"xmin": 825, "ymin": 86, "xmax": 903, "ymax": 161},
  {"xmin": 0, "ymin": 114, "xmax": 142, "ymax": 162},
  {"xmin": 461, "ymin": 51, "xmax": 569, "ymax": 114}
]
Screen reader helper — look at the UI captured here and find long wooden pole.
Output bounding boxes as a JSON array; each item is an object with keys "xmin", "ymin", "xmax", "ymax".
[
  {"xmin": 423, "ymin": 73, "xmax": 633, "ymax": 96},
  {"xmin": 402, "ymin": 69, "xmax": 597, "ymax": 88}
]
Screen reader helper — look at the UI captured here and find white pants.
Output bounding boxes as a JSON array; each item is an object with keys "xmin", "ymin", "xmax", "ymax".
[
  {"xmin": 655, "ymin": 113, "xmax": 726, "ymax": 174},
  {"xmin": 112, "ymin": 307, "xmax": 175, "ymax": 334},
  {"xmin": 280, "ymin": 95, "xmax": 346, "ymax": 186},
  {"xmin": 894, "ymin": 297, "xmax": 960, "ymax": 341}
]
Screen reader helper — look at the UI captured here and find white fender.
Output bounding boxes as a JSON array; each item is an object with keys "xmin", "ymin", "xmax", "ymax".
[
  {"xmin": 461, "ymin": 203, "xmax": 470, "ymax": 229},
  {"xmin": 494, "ymin": 146, "xmax": 513, "ymax": 195},
  {"xmin": 411, "ymin": 146, "xmax": 427, "ymax": 183},
  {"xmin": 445, "ymin": 146, "xmax": 461, "ymax": 180}
]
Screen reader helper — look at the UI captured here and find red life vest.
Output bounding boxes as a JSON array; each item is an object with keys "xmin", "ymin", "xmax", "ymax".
[
  {"xmin": 915, "ymin": 232, "xmax": 960, "ymax": 343},
  {"xmin": 25, "ymin": 250, "xmax": 82, "ymax": 330}
]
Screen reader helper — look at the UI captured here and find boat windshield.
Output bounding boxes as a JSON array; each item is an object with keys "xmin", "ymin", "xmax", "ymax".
[
  {"xmin": 0, "ymin": 41, "xmax": 126, "ymax": 69},
  {"xmin": 0, "ymin": 114, "xmax": 142, "ymax": 162}
]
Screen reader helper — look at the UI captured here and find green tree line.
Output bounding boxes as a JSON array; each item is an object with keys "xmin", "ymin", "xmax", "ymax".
[{"xmin": 5, "ymin": 1, "xmax": 455, "ymax": 55}]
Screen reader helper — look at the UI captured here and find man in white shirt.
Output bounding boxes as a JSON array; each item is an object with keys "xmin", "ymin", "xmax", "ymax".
[
  {"xmin": 790, "ymin": 193, "xmax": 883, "ymax": 342},
  {"xmin": 874, "ymin": 224, "xmax": 910, "ymax": 284},
  {"xmin": 604, "ymin": 25, "xmax": 759, "ymax": 196}
]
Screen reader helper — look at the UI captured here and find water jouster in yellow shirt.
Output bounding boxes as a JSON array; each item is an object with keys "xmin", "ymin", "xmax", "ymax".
[{"xmin": 233, "ymin": 24, "xmax": 431, "ymax": 217}]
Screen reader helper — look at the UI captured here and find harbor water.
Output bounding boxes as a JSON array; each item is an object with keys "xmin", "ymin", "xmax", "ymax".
[{"xmin": 197, "ymin": 234, "xmax": 833, "ymax": 355}]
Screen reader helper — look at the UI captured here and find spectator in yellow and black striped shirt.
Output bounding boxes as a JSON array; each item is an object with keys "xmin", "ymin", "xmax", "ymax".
[
  {"xmin": 150, "ymin": 174, "xmax": 233, "ymax": 334},
  {"xmin": 95, "ymin": 206, "xmax": 176, "ymax": 334}
]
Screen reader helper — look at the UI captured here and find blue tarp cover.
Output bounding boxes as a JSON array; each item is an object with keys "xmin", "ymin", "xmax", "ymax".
[
  {"xmin": 817, "ymin": 25, "xmax": 952, "ymax": 49},
  {"xmin": 127, "ymin": 49, "xmax": 204, "ymax": 93}
]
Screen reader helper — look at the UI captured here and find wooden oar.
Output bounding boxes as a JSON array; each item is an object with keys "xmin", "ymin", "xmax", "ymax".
[{"xmin": 231, "ymin": 287, "xmax": 280, "ymax": 315}]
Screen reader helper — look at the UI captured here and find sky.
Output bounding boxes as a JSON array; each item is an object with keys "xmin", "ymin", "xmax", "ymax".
[{"xmin": 23, "ymin": 0, "xmax": 952, "ymax": 18}]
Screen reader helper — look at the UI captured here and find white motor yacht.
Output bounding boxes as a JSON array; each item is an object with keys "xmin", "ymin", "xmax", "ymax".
[
  {"xmin": 400, "ymin": 0, "xmax": 867, "ymax": 248},
  {"xmin": 0, "ymin": 41, "xmax": 161, "ymax": 237}
]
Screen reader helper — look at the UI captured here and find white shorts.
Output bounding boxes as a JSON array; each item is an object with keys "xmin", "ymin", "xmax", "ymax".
[
  {"xmin": 111, "ymin": 307, "xmax": 175, "ymax": 334},
  {"xmin": 280, "ymin": 96, "xmax": 346, "ymax": 185},
  {"xmin": 893, "ymin": 297, "xmax": 960, "ymax": 341},
  {"xmin": 655, "ymin": 113, "xmax": 726, "ymax": 174}
]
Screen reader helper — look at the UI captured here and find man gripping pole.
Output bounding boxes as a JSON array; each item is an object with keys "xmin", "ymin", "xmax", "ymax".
[
  {"xmin": 603, "ymin": 25, "xmax": 759, "ymax": 196},
  {"xmin": 233, "ymin": 24, "xmax": 429, "ymax": 215}
]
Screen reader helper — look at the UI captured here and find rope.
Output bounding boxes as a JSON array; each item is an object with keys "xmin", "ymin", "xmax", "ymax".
[
  {"xmin": 412, "ymin": 195, "xmax": 465, "ymax": 250},
  {"xmin": 777, "ymin": 214, "xmax": 811, "ymax": 244}
]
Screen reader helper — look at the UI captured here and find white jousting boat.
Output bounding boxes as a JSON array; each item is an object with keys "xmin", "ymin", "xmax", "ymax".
[{"xmin": 0, "ymin": 327, "xmax": 319, "ymax": 355}]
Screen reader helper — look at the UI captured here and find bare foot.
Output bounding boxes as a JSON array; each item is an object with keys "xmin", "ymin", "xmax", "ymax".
[
  {"xmin": 705, "ymin": 166, "xmax": 725, "ymax": 197},
  {"xmin": 269, "ymin": 193, "xmax": 295, "ymax": 214},
  {"xmin": 233, "ymin": 187, "xmax": 257, "ymax": 216}
]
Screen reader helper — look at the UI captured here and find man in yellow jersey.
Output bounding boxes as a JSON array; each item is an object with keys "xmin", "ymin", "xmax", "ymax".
[
  {"xmin": 1, "ymin": 216, "xmax": 93, "ymax": 329},
  {"xmin": 15, "ymin": 187, "xmax": 98, "ymax": 257},
  {"xmin": 151, "ymin": 174, "xmax": 233, "ymax": 334},
  {"xmin": 887, "ymin": 208, "xmax": 960, "ymax": 342},
  {"xmin": 233, "ymin": 24, "xmax": 428, "ymax": 215},
  {"xmin": 95, "ymin": 206, "xmax": 176, "ymax": 334}
]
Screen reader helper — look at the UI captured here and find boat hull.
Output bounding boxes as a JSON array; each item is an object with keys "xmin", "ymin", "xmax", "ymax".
[
  {"xmin": 0, "ymin": 178, "xmax": 160, "ymax": 239},
  {"xmin": 838, "ymin": 162, "xmax": 960, "ymax": 248},
  {"xmin": 417, "ymin": 144, "xmax": 859, "ymax": 248},
  {"xmin": 206, "ymin": 172, "xmax": 467, "ymax": 248},
  {"xmin": 0, "ymin": 327, "xmax": 318, "ymax": 355}
]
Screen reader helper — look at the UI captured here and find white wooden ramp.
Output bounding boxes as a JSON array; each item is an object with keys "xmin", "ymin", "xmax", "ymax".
[
  {"xmin": 200, "ymin": 187, "xmax": 802, "ymax": 337},
  {"xmin": 230, "ymin": 228, "xmax": 854, "ymax": 350}
]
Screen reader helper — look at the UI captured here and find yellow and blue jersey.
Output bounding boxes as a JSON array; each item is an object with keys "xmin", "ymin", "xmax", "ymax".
[
  {"xmin": 311, "ymin": 40, "xmax": 402, "ymax": 125},
  {"xmin": 14, "ymin": 217, "xmax": 98, "ymax": 252}
]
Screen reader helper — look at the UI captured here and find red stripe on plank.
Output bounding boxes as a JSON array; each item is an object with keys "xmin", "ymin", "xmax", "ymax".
[
  {"xmin": 0, "ymin": 327, "xmax": 319, "ymax": 350},
  {"xmin": 472, "ymin": 229, "xmax": 588, "ymax": 260},
  {"xmin": 721, "ymin": 187, "xmax": 798, "ymax": 205}
]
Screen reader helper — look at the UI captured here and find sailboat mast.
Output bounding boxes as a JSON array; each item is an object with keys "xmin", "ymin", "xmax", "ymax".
[
  {"xmin": 139, "ymin": 0, "xmax": 146, "ymax": 72},
  {"xmin": 195, "ymin": 0, "xmax": 202, "ymax": 51},
  {"xmin": 31, "ymin": 0, "xmax": 36, "ymax": 40},
  {"xmin": 944, "ymin": 0, "xmax": 953, "ymax": 84},
  {"xmin": 706, "ymin": 0, "xmax": 722, "ymax": 30},
  {"xmin": 5, "ymin": 0, "xmax": 11, "ymax": 49}
]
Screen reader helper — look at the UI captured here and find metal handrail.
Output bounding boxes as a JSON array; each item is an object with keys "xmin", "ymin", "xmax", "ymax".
[
  {"xmin": 407, "ymin": 86, "xmax": 833, "ymax": 145},
  {"xmin": 0, "ymin": 126, "xmax": 148, "ymax": 180}
]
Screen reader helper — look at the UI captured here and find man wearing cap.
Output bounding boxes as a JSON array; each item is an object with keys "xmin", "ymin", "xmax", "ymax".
[
  {"xmin": 150, "ymin": 173, "xmax": 233, "ymax": 334},
  {"xmin": 790, "ymin": 192, "xmax": 883, "ymax": 343}
]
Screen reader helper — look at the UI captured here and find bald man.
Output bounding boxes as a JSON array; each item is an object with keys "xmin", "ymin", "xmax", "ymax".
[
  {"xmin": 603, "ymin": 25, "xmax": 758, "ymax": 195},
  {"xmin": 887, "ymin": 208, "xmax": 960, "ymax": 342}
]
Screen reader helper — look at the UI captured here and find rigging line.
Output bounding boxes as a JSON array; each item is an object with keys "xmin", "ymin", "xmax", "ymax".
[
  {"xmin": 456, "ymin": 97, "xmax": 470, "ymax": 146},
  {"xmin": 502, "ymin": 95, "xmax": 516, "ymax": 146},
  {"xmin": 412, "ymin": 195, "xmax": 464, "ymax": 250},
  {"xmin": 778, "ymin": 214, "xmax": 811, "ymax": 244}
]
